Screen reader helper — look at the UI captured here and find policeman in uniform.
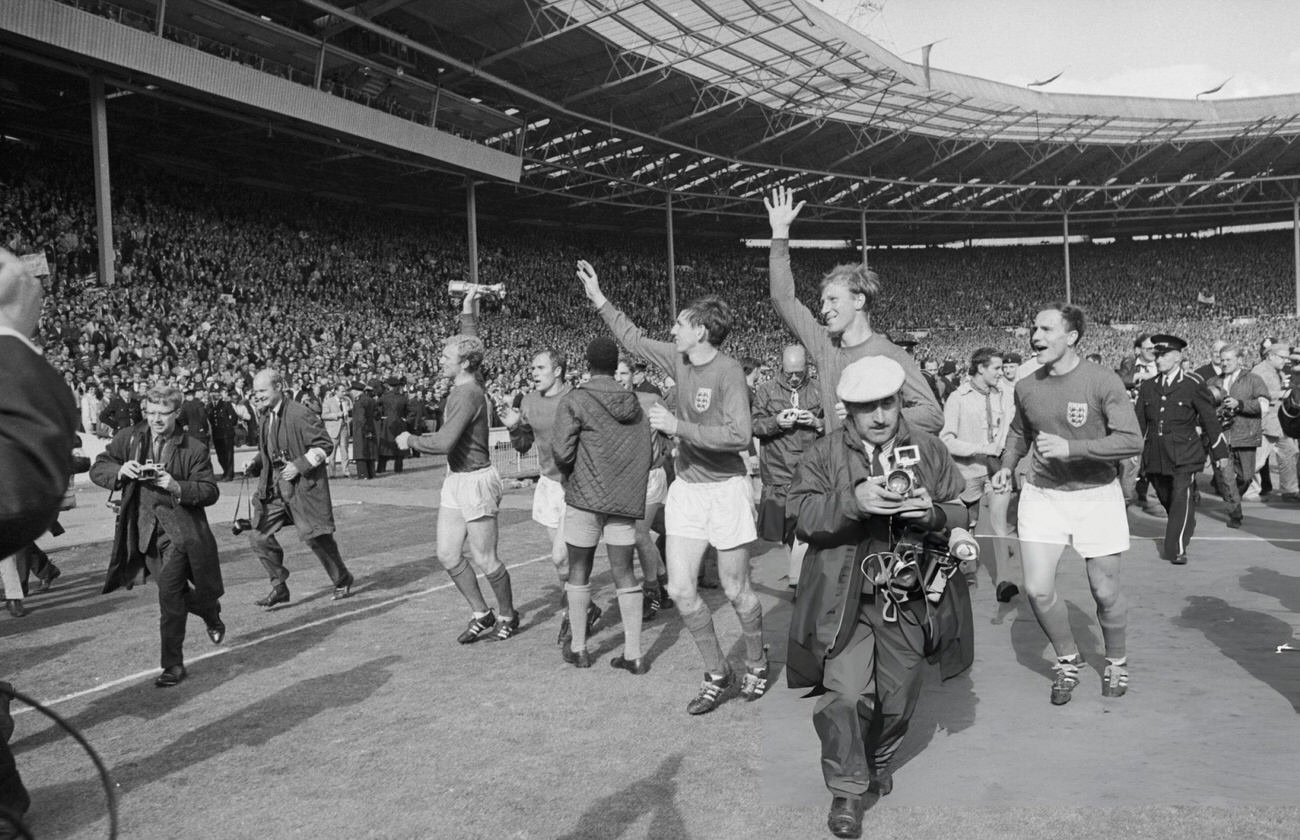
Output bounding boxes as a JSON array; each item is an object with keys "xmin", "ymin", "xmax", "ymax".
[{"xmin": 1134, "ymin": 335, "xmax": 1229, "ymax": 565}]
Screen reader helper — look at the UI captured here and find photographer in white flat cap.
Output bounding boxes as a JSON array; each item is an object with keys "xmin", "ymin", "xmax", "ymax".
[{"xmin": 784, "ymin": 355, "xmax": 970, "ymax": 838}]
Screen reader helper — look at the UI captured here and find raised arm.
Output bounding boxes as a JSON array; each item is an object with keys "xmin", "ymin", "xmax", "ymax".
[
  {"xmin": 576, "ymin": 259, "xmax": 678, "ymax": 374},
  {"xmin": 765, "ymin": 188, "xmax": 829, "ymax": 355}
]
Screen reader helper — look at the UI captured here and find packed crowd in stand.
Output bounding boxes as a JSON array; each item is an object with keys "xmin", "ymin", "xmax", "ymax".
[{"xmin": 4, "ymin": 139, "xmax": 1300, "ymax": 423}]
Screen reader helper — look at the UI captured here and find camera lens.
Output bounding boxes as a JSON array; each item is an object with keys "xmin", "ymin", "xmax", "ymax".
[{"xmin": 886, "ymin": 470, "xmax": 912, "ymax": 495}]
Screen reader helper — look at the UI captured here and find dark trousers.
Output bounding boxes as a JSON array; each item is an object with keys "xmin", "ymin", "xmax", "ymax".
[
  {"xmin": 814, "ymin": 595, "xmax": 926, "ymax": 797},
  {"xmin": 355, "ymin": 459, "xmax": 375, "ymax": 480},
  {"xmin": 0, "ymin": 740, "xmax": 27, "ymax": 829},
  {"xmin": 12, "ymin": 544, "xmax": 58, "ymax": 596},
  {"xmin": 249, "ymin": 496, "xmax": 350, "ymax": 587},
  {"xmin": 143, "ymin": 530, "xmax": 223, "ymax": 669},
  {"xmin": 378, "ymin": 454, "xmax": 403, "ymax": 474},
  {"xmin": 1149, "ymin": 469, "xmax": 1198, "ymax": 558},
  {"xmin": 213, "ymin": 435, "xmax": 235, "ymax": 478}
]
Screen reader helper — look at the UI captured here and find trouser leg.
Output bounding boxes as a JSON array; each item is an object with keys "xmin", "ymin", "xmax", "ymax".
[
  {"xmin": 1212, "ymin": 459, "xmax": 1241, "ymax": 521},
  {"xmin": 146, "ymin": 532, "xmax": 191, "ymax": 669},
  {"xmin": 867, "ymin": 616, "xmax": 927, "ymax": 777},
  {"xmin": 248, "ymin": 498, "xmax": 292, "ymax": 584},
  {"xmin": 1274, "ymin": 435, "xmax": 1299, "ymax": 494},
  {"xmin": 1233, "ymin": 448, "xmax": 1255, "ymax": 496},
  {"xmin": 1164, "ymin": 470, "xmax": 1197, "ymax": 558},
  {"xmin": 814, "ymin": 602, "xmax": 876, "ymax": 798},
  {"xmin": 305, "ymin": 533, "xmax": 351, "ymax": 586}
]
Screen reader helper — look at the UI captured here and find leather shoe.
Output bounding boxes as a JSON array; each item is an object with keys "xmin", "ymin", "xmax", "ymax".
[
  {"xmin": 827, "ymin": 796, "xmax": 862, "ymax": 839},
  {"xmin": 1227, "ymin": 517, "xmax": 1243, "ymax": 529},
  {"xmin": 1172, "ymin": 554, "xmax": 1189, "ymax": 565},
  {"xmin": 255, "ymin": 585, "xmax": 290, "ymax": 608},
  {"xmin": 155, "ymin": 665, "xmax": 187, "ymax": 688},
  {"xmin": 332, "ymin": 574, "xmax": 354, "ymax": 601},
  {"xmin": 38, "ymin": 566, "xmax": 61, "ymax": 592},
  {"xmin": 610, "ymin": 654, "xmax": 649, "ymax": 675},
  {"xmin": 869, "ymin": 773, "xmax": 894, "ymax": 796},
  {"xmin": 206, "ymin": 620, "xmax": 226, "ymax": 645},
  {"xmin": 6, "ymin": 600, "xmax": 27, "ymax": 619}
]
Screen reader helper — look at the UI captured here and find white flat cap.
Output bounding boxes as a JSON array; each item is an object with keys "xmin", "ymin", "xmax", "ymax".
[{"xmin": 837, "ymin": 355, "xmax": 905, "ymax": 403}]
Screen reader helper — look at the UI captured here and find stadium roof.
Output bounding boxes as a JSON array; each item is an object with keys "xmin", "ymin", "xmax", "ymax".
[{"xmin": 6, "ymin": 0, "xmax": 1300, "ymax": 243}]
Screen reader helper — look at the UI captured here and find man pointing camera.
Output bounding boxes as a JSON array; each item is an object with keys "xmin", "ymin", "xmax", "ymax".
[{"xmin": 90, "ymin": 385, "xmax": 224, "ymax": 688}]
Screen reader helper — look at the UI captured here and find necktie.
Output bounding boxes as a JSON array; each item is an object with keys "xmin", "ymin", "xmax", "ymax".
[{"xmin": 984, "ymin": 390, "xmax": 995, "ymax": 444}]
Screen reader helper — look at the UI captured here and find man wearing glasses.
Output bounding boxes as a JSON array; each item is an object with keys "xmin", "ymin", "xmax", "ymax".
[{"xmin": 90, "ymin": 386, "xmax": 224, "ymax": 688}]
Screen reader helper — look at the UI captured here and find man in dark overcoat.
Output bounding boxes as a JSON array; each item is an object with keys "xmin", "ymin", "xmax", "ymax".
[
  {"xmin": 207, "ymin": 386, "xmax": 240, "ymax": 481},
  {"xmin": 378, "ymin": 375, "xmax": 410, "ymax": 474},
  {"xmin": 785, "ymin": 356, "xmax": 969, "ymax": 839},
  {"xmin": 245, "ymin": 368, "xmax": 354, "ymax": 606},
  {"xmin": 0, "ymin": 249, "xmax": 78, "ymax": 826},
  {"xmin": 351, "ymin": 380, "xmax": 378, "ymax": 480},
  {"xmin": 1135, "ymin": 334, "xmax": 1229, "ymax": 564},
  {"xmin": 89, "ymin": 384, "xmax": 224, "ymax": 688}
]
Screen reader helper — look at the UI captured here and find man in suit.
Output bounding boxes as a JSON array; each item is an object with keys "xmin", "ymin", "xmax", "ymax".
[
  {"xmin": 1134, "ymin": 335, "xmax": 1229, "ymax": 565},
  {"xmin": 245, "ymin": 368, "xmax": 354, "ymax": 607},
  {"xmin": 207, "ymin": 386, "xmax": 240, "ymax": 481},
  {"xmin": 89, "ymin": 385, "xmax": 224, "ymax": 688}
]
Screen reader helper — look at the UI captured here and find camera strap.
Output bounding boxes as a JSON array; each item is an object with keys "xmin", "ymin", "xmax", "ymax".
[{"xmin": 233, "ymin": 476, "xmax": 249, "ymax": 523}]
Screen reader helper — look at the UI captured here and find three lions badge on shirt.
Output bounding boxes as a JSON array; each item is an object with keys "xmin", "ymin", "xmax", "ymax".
[{"xmin": 1067, "ymin": 401, "xmax": 1088, "ymax": 427}]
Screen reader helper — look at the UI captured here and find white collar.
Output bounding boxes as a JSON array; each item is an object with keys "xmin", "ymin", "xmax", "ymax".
[{"xmin": 0, "ymin": 326, "xmax": 42, "ymax": 356}]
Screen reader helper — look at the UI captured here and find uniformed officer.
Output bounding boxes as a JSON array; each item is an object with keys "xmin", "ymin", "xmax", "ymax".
[{"xmin": 1134, "ymin": 335, "xmax": 1229, "ymax": 565}]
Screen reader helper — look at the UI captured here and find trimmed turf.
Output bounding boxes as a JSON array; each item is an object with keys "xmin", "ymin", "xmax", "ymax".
[{"xmin": 5, "ymin": 467, "xmax": 1300, "ymax": 839}]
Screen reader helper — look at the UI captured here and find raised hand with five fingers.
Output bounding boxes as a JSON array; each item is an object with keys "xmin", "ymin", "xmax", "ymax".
[{"xmin": 764, "ymin": 186, "xmax": 806, "ymax": 239}]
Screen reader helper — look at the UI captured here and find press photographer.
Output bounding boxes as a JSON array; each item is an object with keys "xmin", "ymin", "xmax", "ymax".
[
  {"xmin": 89, "ymin": 385, "xmax": 225, "ymax": 689},
  {"xmin": 784, "ymin": 356, "xmax": 971, "ymax": 839},
  {"xmin": 1206, "ymin": 344, "xmax": 1270, "ymax": 528}
]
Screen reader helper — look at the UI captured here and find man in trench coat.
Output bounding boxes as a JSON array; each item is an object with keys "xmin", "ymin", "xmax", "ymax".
[
  {"xmin": 785, "ymin": 356, "xmax": 970, "ymax": 839},
  {"xmin": 245, "ymin": 369, "xmax": 354, "ymax": 607}
]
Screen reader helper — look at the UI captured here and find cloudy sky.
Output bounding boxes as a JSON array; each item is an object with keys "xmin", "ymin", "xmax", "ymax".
[{"xmin": 818, "ymin": 0, "xmax": 1300, "ymax": 100}]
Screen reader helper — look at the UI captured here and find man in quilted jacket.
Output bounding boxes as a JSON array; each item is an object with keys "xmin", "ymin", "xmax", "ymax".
[{"xmin": 552, "ymin": 338, "xmax": 653, "ymax": 672}]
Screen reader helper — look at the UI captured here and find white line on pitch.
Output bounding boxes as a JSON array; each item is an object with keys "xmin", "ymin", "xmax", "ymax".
[{"xmin": 14, "ymin": 553, "xmax": 550, "ymax": 714}]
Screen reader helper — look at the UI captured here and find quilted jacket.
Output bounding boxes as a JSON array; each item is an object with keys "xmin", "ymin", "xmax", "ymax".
[{"xmin": 552, "ymin": 376, "xmax": 652, "ymax": 519}]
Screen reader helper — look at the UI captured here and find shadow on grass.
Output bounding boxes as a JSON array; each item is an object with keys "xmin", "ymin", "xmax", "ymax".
[
  {"xmin": 1239, "ymin": 566, "xmax": 1300, "ymax": 613},
  {"xmin": 25, "ymin": 655, "xmax": 401, "ymax": 838},
  {"xmin": 11, "ymin": 600, "xmax": 406, "ymax": 756},
  {"xmin": 1175, "ymin": 594, "xmax": 1300, "ymax": 713},
  {"xmin": 555, "ymin": 753, "xmax": 688, "ymax": 840},
  {"xmin": 1010, "ymin": 600, "xmax": 1101, "ymax": 680}
]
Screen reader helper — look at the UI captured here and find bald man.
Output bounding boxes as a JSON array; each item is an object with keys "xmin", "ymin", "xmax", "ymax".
[
  {"xmin": 751, "ymin": 345, "xmax": 823, "ymax": 589},
  {"xmin": 0, "ymin": 248, "xmax": 77, "ymax": 826},
  {"xmin": 245, "ymin": 368, "xmax": 354, "ymax": 607},
  {"xmin": 0, "ymin": 249, "xmax": 75, "ymax": 556}
]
